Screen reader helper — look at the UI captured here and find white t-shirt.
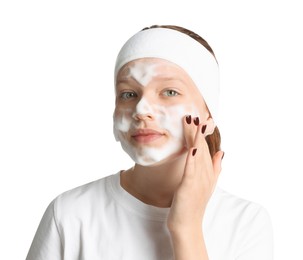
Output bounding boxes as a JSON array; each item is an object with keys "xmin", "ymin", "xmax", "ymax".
[{"xmin": 26, "ymin": 172, "xmax": 273, "ymax": 260}]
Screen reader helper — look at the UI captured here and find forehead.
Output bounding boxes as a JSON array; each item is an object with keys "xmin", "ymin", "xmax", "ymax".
[{"xmin": 116, "ymin": 58, "xmax": 191, "ymax": 82}]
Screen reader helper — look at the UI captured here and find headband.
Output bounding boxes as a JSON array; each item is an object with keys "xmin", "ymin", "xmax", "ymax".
[{"xmin": 114, "ymin": 28, "xmax": 220, "ymax": 123}]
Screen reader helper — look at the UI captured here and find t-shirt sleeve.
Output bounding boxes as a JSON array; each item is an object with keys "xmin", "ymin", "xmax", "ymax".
[
  {"xmin": 26, "ymin": 199, "xmax": 63, "ymax": 260},
  {"xmin": 235, "ymin": 205, "xmax": 273, "ymax": 260}
]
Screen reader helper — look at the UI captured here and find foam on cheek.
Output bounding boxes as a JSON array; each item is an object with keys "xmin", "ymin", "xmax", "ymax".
[
  {"xmin": 113, "ymin": 109, "xmax": 132, "ymax": 141},
  {"xmin": 158, "ymin": 104, "xmax": 199, "ymax": 137},
  {"xmin": 159, "ymin": 105, "xmax": 185, "ymax": 138},
  {"xmin": 128, "ymin": 63, "xmax": 158, "ymax": 87}
]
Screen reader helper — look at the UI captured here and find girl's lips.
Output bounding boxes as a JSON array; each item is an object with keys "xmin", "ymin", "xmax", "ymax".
[{"xmin": 131, "ymin": 129, "xmax": 164, "ymax": 143}]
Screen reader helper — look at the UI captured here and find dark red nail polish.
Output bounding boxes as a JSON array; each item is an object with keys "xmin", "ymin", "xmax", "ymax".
[
  {"xmin": 186, "ymin": 115, "xmax": 191, "ymax": 124},
  {"xmin": 194, "ymin": 117, "xmax": 199, "ymax": 126},
  {"xmin": 192, "ymin": 148, "xmax": 197, "ymax": 156},
  {"xmin": 201, "ymin": 125, "xmax": 207, "ymax": 134}
]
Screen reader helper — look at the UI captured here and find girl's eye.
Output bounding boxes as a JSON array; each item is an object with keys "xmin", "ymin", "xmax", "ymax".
[
  {"xmin": 163, "ymin": 89, "xmax": 179, "ymax": 97},
  {"xmin": 120, "ymin": 91, "xmax": 137, "ymax": 100}
]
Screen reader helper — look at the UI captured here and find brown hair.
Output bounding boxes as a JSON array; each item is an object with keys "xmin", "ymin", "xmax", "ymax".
[{"xmin": 142, "ymin": 25, "xmax": 221, "ymax": 157}]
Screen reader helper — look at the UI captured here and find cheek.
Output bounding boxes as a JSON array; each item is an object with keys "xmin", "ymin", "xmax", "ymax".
[
  {"xmin": 113, "ymin": 108, "xmax": 132, "ymax": 132},
  {"xmin": 156, "ymin": 105, "xmax": 193, "ymax": 137},
  {"xmin": 161, "ymin": 104, "xmax": 200, "ymax": 133}
]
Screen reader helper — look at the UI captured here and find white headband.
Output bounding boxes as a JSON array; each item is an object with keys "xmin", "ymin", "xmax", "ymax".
[{"xmin": 114, "ymin": 28, "xmax": 220, "ymax": 123}]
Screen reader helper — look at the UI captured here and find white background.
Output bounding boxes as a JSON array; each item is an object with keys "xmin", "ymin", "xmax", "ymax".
[{"xmin": 0, "ymin": 0, "xmax": 302, "ymax": 259}]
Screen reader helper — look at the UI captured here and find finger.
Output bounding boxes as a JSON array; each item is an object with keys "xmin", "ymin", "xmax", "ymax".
[
  {"xmin": 192, "ymin": 123, "xmax": 216, "ymax": 181},
  {"xmin": 192, "ymin": 123, "xmax": 210, "ymax": 154},
  {"xmin": 183, "ymin": 115, "xmax": 197, "ymax": 148},
  {"xmin": 182, "ymin": 147, "xmax": 198, "ymax": 181}
]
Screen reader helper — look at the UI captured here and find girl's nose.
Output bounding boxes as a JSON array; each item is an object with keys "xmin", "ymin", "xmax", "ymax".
[{"xmin": 132, "ymin": 98, "xmax": 154, "ymax": 121}]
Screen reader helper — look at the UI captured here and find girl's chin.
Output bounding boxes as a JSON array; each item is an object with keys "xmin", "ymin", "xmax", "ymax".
[{"xmin": 131, "ymin": 148, "xmax": 187, "ymax": 167}]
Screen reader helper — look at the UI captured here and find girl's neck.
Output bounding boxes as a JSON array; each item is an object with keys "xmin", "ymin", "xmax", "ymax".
[{"xmin": 120, "ymin": 151, "xmax": 187, "ymax": 208}]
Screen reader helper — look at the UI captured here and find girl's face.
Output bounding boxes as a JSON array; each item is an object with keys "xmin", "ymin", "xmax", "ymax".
[{"xmin": 113, "ymin": 58, "xmax": 213, "ymax": 166}]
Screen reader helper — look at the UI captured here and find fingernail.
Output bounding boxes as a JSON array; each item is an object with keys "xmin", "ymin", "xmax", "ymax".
[
  {"xmin": 221, "ymin": 152, "xmax": 225, "ymax": 160},
  {"xmin": 192, "ymin": 148, "xmax": 197, "ymax": 156},
  {"xmin": 201, "ymin": 125, "xmax": 207, "ymax": 134},
  {"xmin": 186, "ymin": 115, "xmax": 191, "ymax": 124},
  {"xmin": 193, "ymin": 117, "xmax": 199, "ymax": 126}
]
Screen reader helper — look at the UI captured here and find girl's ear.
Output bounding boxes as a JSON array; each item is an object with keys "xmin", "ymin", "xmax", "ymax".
[{"xmin": 204, "ymin": 117, "xmax": 215, "ymax": 136}]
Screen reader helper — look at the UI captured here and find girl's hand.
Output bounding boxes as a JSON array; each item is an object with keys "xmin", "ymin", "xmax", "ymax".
[{"xmin": 167, "ymin": 115, "xmax": 224, "ymax": 234}]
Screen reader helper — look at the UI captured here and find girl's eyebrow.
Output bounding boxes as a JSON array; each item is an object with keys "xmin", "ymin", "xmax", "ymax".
[
  {"xmin": 155, "ymin": 76, "xmax": 181, "ymax": 81},
  {"xmin": 153, "ymin": 76, "xmax": 187, "ymax": 85}
]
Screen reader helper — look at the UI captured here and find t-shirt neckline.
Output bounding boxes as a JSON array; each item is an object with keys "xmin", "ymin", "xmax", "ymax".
[{"xmin": 108, "ymin": 171, "xmax": 170, "ymax": 222}]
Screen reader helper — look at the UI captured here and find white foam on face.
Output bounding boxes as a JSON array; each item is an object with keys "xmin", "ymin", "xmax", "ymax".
[
  {"xmin": 127, "ymin": 62, "xmax": 158, "ymax": 87},
  {"xmin": 113, "ymin": 108, "xmax": 132, "ymax": 141},
  {"xmin": 113, "ymin": 98, "xmax": 199, "ymax": 166}
]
